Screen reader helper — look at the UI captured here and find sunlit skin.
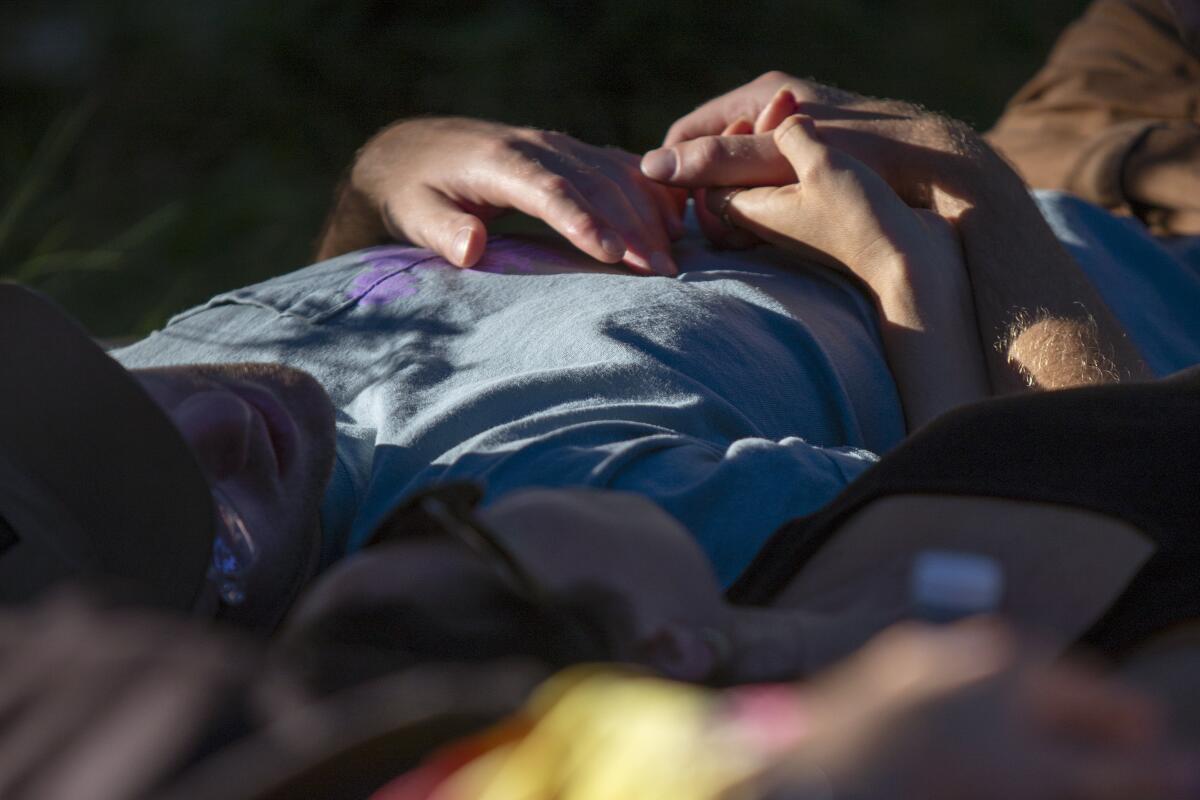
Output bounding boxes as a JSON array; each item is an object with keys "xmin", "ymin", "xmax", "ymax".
[
  {"xmin": 318, "ymin": 117, "xmax": 686, "ymax": 275},
  {"xmin": 60, "ymin": 53, "xmax": 1193, "ymax": 795}
]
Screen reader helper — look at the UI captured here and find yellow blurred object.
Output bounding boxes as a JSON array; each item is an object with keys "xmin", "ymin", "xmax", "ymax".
[{"xmin": 424, "ymin": 666, "xmax": 804, "ymax": 800}]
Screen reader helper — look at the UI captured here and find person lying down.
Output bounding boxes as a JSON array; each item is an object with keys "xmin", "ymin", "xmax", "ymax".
[
  {"xmin": 7, "ymin": 68, "xmax": 1200, "ymax": 800},
  {"xmin": 7, "ymin": 75, "xmax": 1200, "ymax": 690},
  {"xmin": 280, "ymin": 81, "xmax": 1200, "ymax": 726},
  {"xmin": 89, "ymin": 77, "xmax": 1200, "ymax": 667}
]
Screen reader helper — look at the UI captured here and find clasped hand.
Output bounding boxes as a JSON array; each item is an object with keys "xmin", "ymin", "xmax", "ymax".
[{"xmin": 320, "ymin": 72, "xmax": 990, "ymax": 287}]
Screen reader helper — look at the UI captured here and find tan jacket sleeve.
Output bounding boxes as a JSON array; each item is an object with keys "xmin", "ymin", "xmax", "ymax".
[{"xmin": 986, "ymin": 0, "xmax": 1200, "ymax": 235}]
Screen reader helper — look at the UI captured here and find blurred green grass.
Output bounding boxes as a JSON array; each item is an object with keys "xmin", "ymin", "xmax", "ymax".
[{"xmin": 1, "ymin": 0, "xmax": 1087, "ymax": 336}]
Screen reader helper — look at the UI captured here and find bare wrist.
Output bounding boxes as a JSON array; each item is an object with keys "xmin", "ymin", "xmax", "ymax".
[{"xmin": 862, "ymin": 244, "xmax": 955, "ymax": 322}]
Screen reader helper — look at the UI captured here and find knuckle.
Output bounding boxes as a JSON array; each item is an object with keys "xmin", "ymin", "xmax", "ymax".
[
  {"xmin": 523, "ymin": 128, "xmax": 552, "ymax": 148},
  {"xmin": 690, "ymin": 136, "xmax": 726, "ymax": 169},
  {"xmin": 796, "ymin": 152, "xmax": 834, "ymax": 184},
  {"xmin": 561, "ymin": 212, "xmax": 602, "ymax": 241},
  {"xmin": 525, "ymin": 128, "xmax": 566, "ymax": 151},
  {"xmin": 759, "ymin": 69, "xmax": 789, "ymax": 85},
  {"xmin": 510, "ymin": 124, "xmax": 541, "ymax": 140},
  {"xmin": 484, "ymin": 133, "xmax": 521, "ymax": 161},
  {"xmin": 537, "ymin": 174, "xmax": 574, "ymax": 199},
  {"xmin": 791, "ymin": 83, "xmax": 822, "ymax": 103}
]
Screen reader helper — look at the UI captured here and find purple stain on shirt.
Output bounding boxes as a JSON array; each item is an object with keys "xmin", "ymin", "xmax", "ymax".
[
  {"xmin": 346, "ymin": 246, "xmax": 449, "ymax": 305},
  {"xmin": 350, "ymin": 269, "xmax": 420, "ymax": 306},
  {"xmin": 346, "ymin": 238, "xmax": 579, "ymax": 306},
  {"xmin": 474, "ymin": 239, "xmax": 573, "ymax": 274}
]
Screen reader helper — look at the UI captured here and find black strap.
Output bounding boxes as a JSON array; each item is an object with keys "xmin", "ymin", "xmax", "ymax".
[{"xmin": 728, "ymin": 365, "xmax": 1200, "ymax": 657}]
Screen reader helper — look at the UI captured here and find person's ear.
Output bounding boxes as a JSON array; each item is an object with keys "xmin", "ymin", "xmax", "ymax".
[{"xmin": 635, "ymin": 622, "xmax": 718, "ymax": 681}]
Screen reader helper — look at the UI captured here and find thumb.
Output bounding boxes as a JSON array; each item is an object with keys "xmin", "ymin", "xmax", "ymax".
[
  {"xmin": 385, "ymin": 186, "xmax": 488, "ymax": 268},
  {"xmin": 771, "ymin": 113, "xmax": 887, "ymax": 192},
  {"xmin": 772, "ymin": 114, "xmax": 833, "ymax": 176}
]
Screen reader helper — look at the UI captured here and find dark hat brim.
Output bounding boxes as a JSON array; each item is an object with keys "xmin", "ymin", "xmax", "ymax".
[{"xmin": 0, "ymin": 283, "xmax": 213, "ymax": 609}]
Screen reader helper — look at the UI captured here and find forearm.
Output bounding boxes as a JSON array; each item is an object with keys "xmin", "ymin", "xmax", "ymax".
[
  {"xmin": 658, "ymin": 98, "xmax": 1149, "ymax": 396},
  {"xmin": 870, "ymin": 250, "xmax": 989, "ymax": 429},
  {"xmin": 932, "ymin": 149, "xmax": 1150, "ymax": 391}
]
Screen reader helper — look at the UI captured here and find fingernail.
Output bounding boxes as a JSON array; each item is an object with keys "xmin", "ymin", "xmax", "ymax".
[
  {"xmin": 453, "ymin": 227, "xmax": 473, "ymax": 266},
  {"xmin": 641, "ymin": 148, "xmax": 678, "ymax": 181},
  {"xmin": 649, "ymin": 251, "xmax": 677, "ymax": 277},
  {"xmin": 599, "ymin": 230, "xmax": 626, "ymax": 259}
]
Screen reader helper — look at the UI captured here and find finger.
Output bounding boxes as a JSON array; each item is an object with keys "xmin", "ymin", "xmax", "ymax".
[
  {"xmin": 698, "ymin": 113, "xmax": 759, "ymax": 249},
  {"xmin": 495, "ymin": 169, "xmax": 630, "ymax": 266},
  {"xmin": 608, "ymin": 149, "xmax": 686, "ymax": 241},
  {"xmin": 662, "ymin": 71, "xmax": 794, "ymax": 146},
  {"xmin": 688, "ymin": 118, "xmax": 761, "ymax": 250},
  {"xmin": 696, "ymin": 187, "xmax": 759, "ymax": 250},
  {"xmin": 640, "ymin": 180, "xmax": 687, "ymax": 242},
  {"xmin": 663, "ymin": 99, "xmax": 748, "ymax": 147},
  {"xmin": 723, "ymin": 117, "xmax": 754, "ymax": 136},
  {"xmin": 579, "ymin": 168, "xmax": 676, "ymax": 276},
  {"xmin": 694, "ymin": 187, "xmax": 725, "ymax": 243},
  {"xmin": 771, "ymin": 113, "xmax": 833, "ymax": 175},
  {"xmin": 771, "ymin": 113, "xmax": 887, "ymax": 189},
  {"xmin": 642, "ymin": 133, "xmax": 792, "ymax": 188},
  {"xmin": 383, "ymin": 187, "xmax": 489, "ymax": 268},
  {"xmin": 664, "ymin": 108, "xmax": 728, "ymax": 147},
  {"xmin": 658, "ymin": 184, "xmax": 689, "ymax": 241},
  {"xmin": 715, "ymin": 183, "xmax": 830, "ymax": 262},
  {"xmin": 754, "ymin": 89, "xmax": 797, "ymax": 134}
]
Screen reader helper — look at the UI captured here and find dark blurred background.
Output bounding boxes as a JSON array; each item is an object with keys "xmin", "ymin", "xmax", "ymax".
[{"xmin": 1, "ymin": 0, "xmax": 1086, "ymax": 337}]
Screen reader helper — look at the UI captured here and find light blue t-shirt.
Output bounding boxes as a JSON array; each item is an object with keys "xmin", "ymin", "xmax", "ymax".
[
  {"xmin": 113, "ymin": 194, "xmax": 1200, "ymax": 585},
  {"xmin": 114, "ymin": 229, "xmax": 902, "ymax": 584}
]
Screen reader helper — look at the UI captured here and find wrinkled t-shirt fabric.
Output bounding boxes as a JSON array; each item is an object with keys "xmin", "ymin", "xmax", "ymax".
[
  {"xmin": 113, "ymin": 230, "xmax": 900, "ymax": 584},
  {"xmin": 112, "ymin": 195, "xmax": 1200, "ymax": 585}
]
